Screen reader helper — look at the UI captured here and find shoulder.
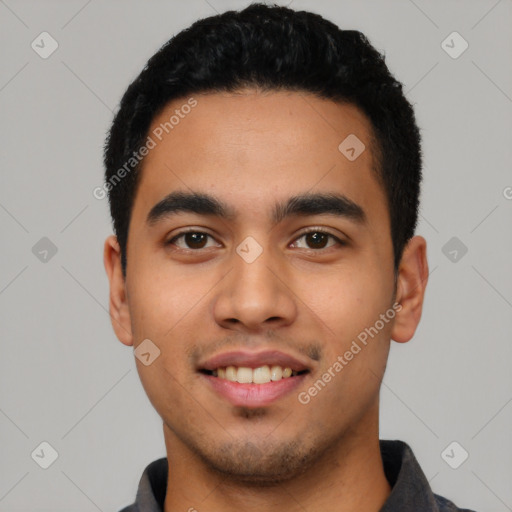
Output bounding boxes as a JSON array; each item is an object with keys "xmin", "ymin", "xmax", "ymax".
[
  {"xmin": 116, "ymin": 457, "xmax": 168, "ymax": 512},
  {"xmin": 434, "ymin": 493, "xmax": 478, "ymax": 512}
]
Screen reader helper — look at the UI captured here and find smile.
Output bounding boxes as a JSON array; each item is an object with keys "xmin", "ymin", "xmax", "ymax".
[
  {"xmin": 201, "ymin": 365, "xmax": 308, "ymax": 384},
  {"xmin": 198, "ymin": 349, "xmax": 313, "ymax": 407}
]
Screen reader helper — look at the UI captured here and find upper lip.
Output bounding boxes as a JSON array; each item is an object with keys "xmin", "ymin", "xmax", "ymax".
[{"xmin": 199, "ymin": 349, "xmax": 313, "ymax": 372}]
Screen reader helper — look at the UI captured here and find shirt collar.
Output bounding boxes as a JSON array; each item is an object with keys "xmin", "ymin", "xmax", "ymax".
[
  {"xmin": 122, "ymin": 439, "xmax": 461, "ymax": 512},
  {"xmin": 379, "ymin": 440, "xmax": 442, "ymax": 511}
]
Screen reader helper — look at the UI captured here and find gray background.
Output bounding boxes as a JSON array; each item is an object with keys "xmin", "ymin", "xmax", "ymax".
[{"xmin": 1, "ymin": 0, "xmax": 511, "ymax": 510}]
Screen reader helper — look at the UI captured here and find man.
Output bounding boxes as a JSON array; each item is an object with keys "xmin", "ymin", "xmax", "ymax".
[{"xmin": 103, "ymin": 3, "xmax": 477, "ymax": 511}]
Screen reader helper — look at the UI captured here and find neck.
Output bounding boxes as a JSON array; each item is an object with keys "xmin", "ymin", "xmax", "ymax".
[{"xmin": 163, "ymin": 416, "xmax": 391, "ymax": 512}]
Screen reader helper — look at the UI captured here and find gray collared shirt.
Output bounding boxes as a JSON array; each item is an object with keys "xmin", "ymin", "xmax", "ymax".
[{"xmin": 118, "ymin": 439, "xmax": 477, "ymax": 512}]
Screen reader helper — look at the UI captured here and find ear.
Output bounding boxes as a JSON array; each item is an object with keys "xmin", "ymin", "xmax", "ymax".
[
  {"xmin": 103, "ymin": 235, "xmax": 134, "ymax": 346},
  {"xmin": 391, "ymin": 235, "xmax": 429, "ymax": 343}
]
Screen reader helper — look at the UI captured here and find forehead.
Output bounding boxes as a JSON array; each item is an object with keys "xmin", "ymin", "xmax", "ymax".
[{"xmin": 131, "ymin": 90, "xmax": 387, "ymax": 228}]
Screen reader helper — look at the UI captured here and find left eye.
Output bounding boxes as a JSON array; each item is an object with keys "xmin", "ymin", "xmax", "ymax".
[{"xmin": 291, "ymin": 230, "xmax": 341, "ymax": 250}]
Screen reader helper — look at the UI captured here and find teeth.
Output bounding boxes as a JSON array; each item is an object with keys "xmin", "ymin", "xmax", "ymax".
[
  {"xmin": 236, "ymin": 367, "xmax": 253, "ymax": 383},
  {"xmin": 213, "ymin": 365, "xmax": 299, "ymax": 383},
  {"xmin": 253, "ymin": 365, "xmax": 271, "ymax": 384},
  {"xmin": 225, "ymin": 366, "xmax": 237, "ymax": 382},
  {"xmin": 270, "ymin": 365, "xmax": 283, "ymax": 381}
]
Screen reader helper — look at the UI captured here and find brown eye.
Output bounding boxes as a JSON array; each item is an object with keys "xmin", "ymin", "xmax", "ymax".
[
  {"xmin": 291, "ymin": 230, "xmax": 342, "ymax": 250},
  {"xmin": 304, "ymin": 232, "xmax": 329, "ymax": 249},
  {"xmin": 167, "ymin": 231, "xmax": 218, "ymax": 250},
  {"xmin": 183, "ymin": 232, "xmax": 208, "ymax": 249}
]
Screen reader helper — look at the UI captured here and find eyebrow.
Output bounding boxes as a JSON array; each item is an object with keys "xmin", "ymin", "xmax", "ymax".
[{"xmin": 146, "ymin": 190, "xmax": 366, "ymax": 227}]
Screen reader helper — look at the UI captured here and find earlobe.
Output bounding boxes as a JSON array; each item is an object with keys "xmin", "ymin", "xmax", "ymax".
[
  {"xmin": 103, "ymin": 235, "xmax": 134, "ymax": 346},
  {"xmin": 391, "ymin": 236, "xmax": 429, "ymax": 343}
]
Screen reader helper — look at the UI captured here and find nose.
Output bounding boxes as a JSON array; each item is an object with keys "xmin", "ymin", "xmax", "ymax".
[{"xmin": 212, "ymin": 246, "xmax": 298, "ymax": 333}]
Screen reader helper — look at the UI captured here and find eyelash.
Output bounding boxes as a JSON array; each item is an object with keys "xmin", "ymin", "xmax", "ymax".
[{"xmin": 165, "ymin": 227, "xmax": 346, "ymax": 252}]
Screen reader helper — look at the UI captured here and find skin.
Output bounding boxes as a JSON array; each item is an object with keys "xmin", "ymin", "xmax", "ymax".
[{"xmin": 104, "ymin": 89, "xmax": 428, "ymax": 512}]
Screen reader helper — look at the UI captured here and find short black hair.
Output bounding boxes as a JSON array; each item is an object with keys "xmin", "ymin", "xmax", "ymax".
[{"xmin": 103, "ymin": 2, "xmax": 422, "ymax": 277}]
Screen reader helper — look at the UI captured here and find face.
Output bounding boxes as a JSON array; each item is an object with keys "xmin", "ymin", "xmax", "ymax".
[{"xmin": 104, "ymin": 90, "xmax": 427, "ymax": 483}]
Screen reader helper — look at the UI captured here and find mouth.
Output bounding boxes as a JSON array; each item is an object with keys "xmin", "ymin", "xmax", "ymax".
[
  {"xmin": 198, "ymin": 350, "xmax": 313, "ymax": 407},
  {"xmin": 199, "ymin": 365, "xmax": 309, "ymax": 383}
]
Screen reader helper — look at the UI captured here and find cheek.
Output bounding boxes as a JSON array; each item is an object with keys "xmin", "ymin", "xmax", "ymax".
[
  {"xmin": 297, "ymin": 263, "xmax": 392, "ymax": 341},
  {"xmin": 301, "ymin": 265, "xmax": 393, "ymax": 415},
  {"xmin": 128, "ymin": 274, "xmax": 201, "ymax": 411},
  {"xmin": 135, "ymin": 358, "xmax": 193, "ymax": 427},
  {"xmin": 128, "ymin": 264, "xmax": 207, "ymax": 339}
]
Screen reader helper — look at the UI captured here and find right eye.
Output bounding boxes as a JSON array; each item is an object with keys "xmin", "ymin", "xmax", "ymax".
[{"xmin": 166, "ymin": 230, "xmax": 221, "ymax": 251}]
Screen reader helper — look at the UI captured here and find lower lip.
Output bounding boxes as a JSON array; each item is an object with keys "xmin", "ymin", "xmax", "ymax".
[{"xmin": 201, "ymin": 373, "xmax": 308, "ymax": 407}]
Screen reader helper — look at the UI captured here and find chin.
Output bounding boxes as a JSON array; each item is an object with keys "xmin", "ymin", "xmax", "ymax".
[{"xmin": 194, "ymin": 438, "xmax": 324, "ymax": 486}]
